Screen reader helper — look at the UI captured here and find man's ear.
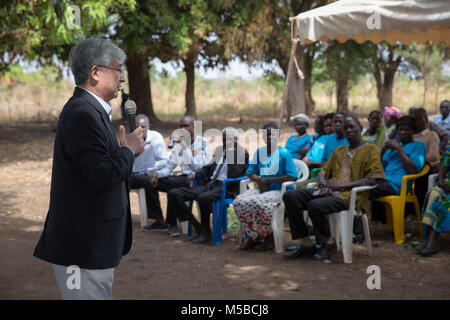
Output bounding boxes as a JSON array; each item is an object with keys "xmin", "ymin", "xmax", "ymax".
[{"xmin": 90, "ymin": 65, "xmax": 101, "ymax": 82}]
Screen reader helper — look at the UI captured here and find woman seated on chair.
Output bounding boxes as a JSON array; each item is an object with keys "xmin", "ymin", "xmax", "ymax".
[
  {"xmin": 233, "ymin": 122, "xmax": 298, "ymax": 251},
  {"xmin": 282, "ymin": 116, "xmax": 385, "ymax": 261},
  {"xmin": 303, "ymin": 112, "xmax": 335, "ymax": 170},
  {"xmin": 284, "ymin": 113, "xmax": 313, "ymax": 160},
  {"xmin": 417, "ymin": 138, "xmax": 450, "ymax": 257},
  {"xmin": 369, "ymin": 115, "xmax": 426, "ymax": 223}
]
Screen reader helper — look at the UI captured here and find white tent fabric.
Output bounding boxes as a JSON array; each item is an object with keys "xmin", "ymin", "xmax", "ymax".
[{"xmin": 291, "ymin": 0, "xmax": 450, "ymax": 45}]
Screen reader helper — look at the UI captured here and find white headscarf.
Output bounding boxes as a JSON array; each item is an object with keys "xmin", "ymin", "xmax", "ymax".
[{"xmin": 290, "ymin": 113, "xmax": 310, "ymax": 127}]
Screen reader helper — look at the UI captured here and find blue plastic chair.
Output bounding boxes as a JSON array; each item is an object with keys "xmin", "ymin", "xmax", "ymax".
[
  {"xmin": 187, "ymin": 176, "xmax": 247, "ymax": 246},
  {"xmin": 212, "ymin": 176, "xmax": 248, "ymax": 245}
]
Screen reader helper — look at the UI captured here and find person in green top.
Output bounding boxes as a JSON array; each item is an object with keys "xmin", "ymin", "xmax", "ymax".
[{"xmin": 361, "ymin": 110, "xmax": 387, "ymax": 150}]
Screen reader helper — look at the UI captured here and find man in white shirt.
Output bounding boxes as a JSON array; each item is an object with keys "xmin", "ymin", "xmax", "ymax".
[
  {"xmin": 142, "ymin": 115, "xmax": 212, "ymax": 233},
  {"xmin": 432, "ymin": 100, "xmax": 450, "ymax": 135},
  {"xmin": 128, "ymin": 114, "xmax": 169, "ymax": 229}
]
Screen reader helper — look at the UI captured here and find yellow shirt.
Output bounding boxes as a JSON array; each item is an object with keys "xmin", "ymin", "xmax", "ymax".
[{"xmin": 320, "ymin": 143, "xmax": 385, "ymax": 213}]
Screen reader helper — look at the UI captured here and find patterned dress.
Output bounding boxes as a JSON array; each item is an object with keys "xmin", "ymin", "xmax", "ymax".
[
  {"xmin": 422, "ymin": 139, "xmax": 450, "ymax": 233},
  {"xmin": 233, "ymin": 146, "xmax": 298, "ymax": 241}
]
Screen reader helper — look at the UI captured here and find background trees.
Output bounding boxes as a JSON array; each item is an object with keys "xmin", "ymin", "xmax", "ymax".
[{"xmin": 1, "ymin": 0, "xmax": 448, "ymax": 121}]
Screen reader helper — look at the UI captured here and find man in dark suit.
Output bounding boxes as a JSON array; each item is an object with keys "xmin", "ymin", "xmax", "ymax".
[
  {"xmin": 166, "ymin": 128, "xmax": 249, "ymax": 243},
  {"xmin": 33, "ymin": 38, "xmax": 145, "ymax": 300}
]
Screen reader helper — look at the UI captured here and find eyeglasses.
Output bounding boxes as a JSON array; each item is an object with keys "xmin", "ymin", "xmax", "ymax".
[{"xmin": 97, "ymin": 65, "xmax": 125, "ymax": 76}]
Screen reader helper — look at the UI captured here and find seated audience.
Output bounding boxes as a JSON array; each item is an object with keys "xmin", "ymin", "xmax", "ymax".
[
  {"xmin": 410, "ymin": 107, "xmax": 441, "ymax": 209},
  {"xmin": 410, "ymin": 106, "xmax": 448, "ymax": 155},
  {"xmin": 312, "ymin": 115, "xmax": 326, "ymax": 142},
  {"xmin": 128, "ymin": 114, "xmax": 169, "ymax": 228},
  {"xmin": 418, "ymin": 138, "xmax": 450, "ymax": 257},
  {"xmin": 303, "ymin": 112, "xmax": 334, "ymax": 168},
  {"xmin": 410, "ymin": 107, "xmax": 441, "ymax": 170},
  {"xmin": 283, "ymin": 116, "xmax": 385, "ymax": 261},
  {"xmin": 143, "ymin": 115, "xmax": 212, "ymax": 234},
  {"xmin": 370, "ymin": 116, "xmax": 426, "ymax": 223},
  {"xmin": 361, "ymin": 110, "xmax": 387, "ymax": 150},
  {"xmin": 165, "ymin": 128, "xmax": 249, "ymax": 243},
  {"xmin": 383, "ymin": 106, "xmax": 402, "ymax": 139},
  {"xmin": 285, "ymin": 113, "xmax": 312, "ymax": 159},
  {"xmin": 320, "ymin": 112, "xmax": 349, "ymax": 164},
  {"xmin": 233, "ymin": 122, "xmax": 298, "ymax": 251},
  {"xmin": 432, "ymin": 100, "xmax": 450, "ymax": 135}
]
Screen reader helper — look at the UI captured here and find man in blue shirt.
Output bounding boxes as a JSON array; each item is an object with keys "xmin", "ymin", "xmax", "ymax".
[{"xmin": 370, "ymin": 115, "xmax": 426, "ymax": 223}]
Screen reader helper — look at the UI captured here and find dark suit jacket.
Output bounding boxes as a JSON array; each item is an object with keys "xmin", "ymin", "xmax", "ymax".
[
  {"xmin": 33, "ymin": 87, "xmax": 135, "ymax": 269},
  {"xmin": 195, "ymin": 145, "xmax": 249, "ymax": 197}
]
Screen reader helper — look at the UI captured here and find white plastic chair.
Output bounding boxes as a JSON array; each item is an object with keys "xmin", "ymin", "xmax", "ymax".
[
  {"xmin": 307, "ymin": 182, "xmax": 377, "ymax": 263},
  {"xmin": 130, "ymin": 188, "xmax": 148, "ymax": 228},
  {"xmin": 237, "ymin": 159, "xmax": 309, "ymax": 252}
]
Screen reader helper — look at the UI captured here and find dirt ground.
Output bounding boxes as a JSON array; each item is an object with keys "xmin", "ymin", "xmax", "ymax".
[{"xmin": 1, "ymin": 122, "xmax": 449, "ymax": 300}]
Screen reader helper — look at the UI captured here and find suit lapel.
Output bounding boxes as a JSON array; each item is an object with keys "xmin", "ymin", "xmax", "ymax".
[{"xmin": 74, "ymin": 87, "xmax": 119, "ymax": 148}]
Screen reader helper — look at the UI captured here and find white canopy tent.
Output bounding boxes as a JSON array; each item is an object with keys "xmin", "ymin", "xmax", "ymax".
[{"xmin": 278, "ymin": 0, "xmax": 450, "ymax": 126}]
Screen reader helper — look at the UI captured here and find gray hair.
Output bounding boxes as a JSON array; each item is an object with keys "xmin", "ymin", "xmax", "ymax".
[
  {"xmin": 136, "ymin": 114, "xmax": 149, "ymax": 124},
  {"xmin": 69, "ymin": 38, "xmax": 126, "ymax": 85}
]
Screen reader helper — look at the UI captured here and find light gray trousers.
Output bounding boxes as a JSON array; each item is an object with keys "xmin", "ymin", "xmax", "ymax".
[{"xmin": 52, "ymin": 264, "xmax": 115, "ymax": 300}]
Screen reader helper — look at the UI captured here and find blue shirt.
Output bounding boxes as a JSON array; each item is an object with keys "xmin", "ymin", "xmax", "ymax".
[
  {"xmin": 382, "ymin": 141, "xmax": 426, "ymax": 194},
  {"xmin": 285, "ymin": 134, "xmax": 312, "ymax": 159},
  {"xmin": 247, "ymin": 146, "xmax": 298, "ymax": 191},
  {"xmin": 322, "ymin": 133, "xmax": 349, "ymax": 162},
  {"xmin": 306, "ymin": 134, "xmax": 329, "ymax": 162}
]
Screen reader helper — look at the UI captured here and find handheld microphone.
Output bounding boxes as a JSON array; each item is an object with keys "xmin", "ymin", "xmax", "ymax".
[{"xmin": 124, "ymin": 100, "xmax": 137, "ymax": 133}]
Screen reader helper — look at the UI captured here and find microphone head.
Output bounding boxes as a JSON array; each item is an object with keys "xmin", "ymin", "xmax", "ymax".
[{"xmin": 124, "ymin": 100, "xmax": 137, "ymax": 115}]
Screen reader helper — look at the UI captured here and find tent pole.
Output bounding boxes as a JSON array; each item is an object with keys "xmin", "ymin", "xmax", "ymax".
[{"xmin": 278, "ymin": 40, "xmax": 298, "ymax": 128}]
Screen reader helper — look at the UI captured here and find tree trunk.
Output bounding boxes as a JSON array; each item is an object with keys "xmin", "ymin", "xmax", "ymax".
[
  {"xmin": 127, "ymin": 52, "xmax": 159, "ymax": 122},
  {"xmin": 183, "ymin": 58, "xmax": 196, "ymax": 117},
  {"xmin": 372, "ymin": 45, "xmax": 401, "ymax": 111},
  {"xmin": 336, "ymin": 75, "xmax": 349, "ymax": 113},
  {"xmin": 379, "ymin": 71, "xmax": 395, "ymax": 109}
]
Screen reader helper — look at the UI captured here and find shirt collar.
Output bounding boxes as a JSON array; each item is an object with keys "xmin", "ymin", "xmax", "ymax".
[{"xmin": 77, "ymin": 86, "xmax": 112, "ymax": 121}]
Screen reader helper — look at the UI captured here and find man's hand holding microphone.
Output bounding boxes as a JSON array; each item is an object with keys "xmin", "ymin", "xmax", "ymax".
[{"xmin": 118, "ymin": 100, "xmax": 145, "ymax": 156}]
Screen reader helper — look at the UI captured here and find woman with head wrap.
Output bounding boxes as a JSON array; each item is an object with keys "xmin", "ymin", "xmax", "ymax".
[
  {"xmin": 285, "ymin": 113, "xmax": 313, "ymax": 159},
  {"xmin": 383, "ymin": 106, "xmax": 402, "ymax": 139},
  {"xmin": 369, "ymin": 116, "xmax": 426, "ymax": 223}
]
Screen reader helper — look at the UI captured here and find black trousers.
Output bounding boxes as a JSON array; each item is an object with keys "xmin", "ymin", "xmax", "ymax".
[
  {"xmin": 283, "ymin": 189, "xmax": 347, "ymax": 246},
  {"xmin": 166, "ymin": 181, "xmax": 223, "ymax": 234},
  {"xmin": 128, "ymin": 174, "xmax": 188, "ymax": 220},
  {"xmin": 369, "ymin": 182, "xmax": 396, "ymax": 223}
]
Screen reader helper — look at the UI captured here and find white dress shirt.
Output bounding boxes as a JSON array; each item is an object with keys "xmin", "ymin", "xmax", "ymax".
[
  {"xmin": 132, "ymin": 129, "xmax": 169, "ymax": 174},
  {"xmin": 78, "ymin": 86, "xmax": 112, "ymax": 122},
  {"xmin": 156, "ymin": 136, "xmax": 212, "ymax": 178},
  {"xmin": 432, "ymin": 114, "xmax": 450, "ymax": 135}
]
